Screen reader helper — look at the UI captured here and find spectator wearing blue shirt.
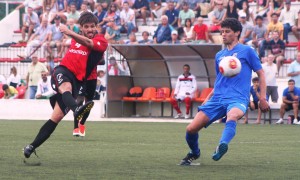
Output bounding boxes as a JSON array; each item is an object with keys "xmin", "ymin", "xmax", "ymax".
[
  {"xmin": 163, "ymin": 2, "xmax": 179, "ymax": 29},
  {"xmin": 153, "ymin": 15, "xmax": 172, "ymax": 44},
  {"xmin": 277, "ymin": 79, "xmax": 300, "ymax": 124},
  {"xmin": 244, "ymin": 77, "xmax": 266, "ymax": 124},
  {"xmin": 138, "ymin": 31, "xmax": 153, "ymax": 44},
  {"xmin": 94, "ymin": 3, "xmax": 106, "ymax": 26},
  {"xmin": 67, "ymin": 0, "xmax": 83, "ymax": 10},
  {"xmin": 132, "ymin": 0, "xmax": 150, "ymax": 25}
]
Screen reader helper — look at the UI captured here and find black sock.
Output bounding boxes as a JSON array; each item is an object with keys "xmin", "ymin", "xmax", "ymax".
[
  {"xmin": 80, "ymin": 109, "xmax": 91, "ymax": 125},
  {"xmin": 74, "ymin": 119, "xmax": 79, "ymax": 129},
  {"xmin": 62, "ymin": 91, "xmax": 78, "ymax": 112},
  {"xmin": 30, "ymin": 120, "xmax": 57, "ymax": 149}
]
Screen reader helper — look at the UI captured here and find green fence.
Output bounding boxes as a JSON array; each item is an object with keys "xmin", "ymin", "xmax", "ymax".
[{"xmin": 0, "ymin": 1, "xmax": 23, "ymax": 27}]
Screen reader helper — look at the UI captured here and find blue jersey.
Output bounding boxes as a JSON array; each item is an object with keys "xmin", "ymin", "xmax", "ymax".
[
  {"xmin": 283, "ymin": 87, "xmax": 300, "ymax": 101},
  {"xmin": 214, "ymin": 44, "xmax": 262, "ymax": 104}
]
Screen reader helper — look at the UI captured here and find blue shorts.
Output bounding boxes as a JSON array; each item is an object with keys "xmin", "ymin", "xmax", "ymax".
[{"xmin": 198, "ymin": 97, "xmax": 248, "ymax": 127}]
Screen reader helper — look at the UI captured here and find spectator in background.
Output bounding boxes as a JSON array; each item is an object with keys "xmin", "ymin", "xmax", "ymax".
[
  {"xmin": 262, "ymin": 54, "xmax": 279, "ymax": 103},
  {"xmin": 248, "ymin": 15, "xmax": 267, "ymax": 58},
  {"xmin": 287, "ymin": 52, "xmax": 300, "ymax": 88},
  {"xmin": 278, "ymin": 0, "xmax": 299, "ymax": 43},
  {"xmin": 2, "ymin": 84, "xmax": 18, "ymax": 99},
  {"xmin": 26, "ymin": 55, "xmax": 48, "ymax": 99},
  {"xmin": 98, "ymin": 0, "xmax": 110, "ymax": 11},
  {"xmin": 96, "ymin": 70, "xmax": 107, "ymax": 117},
  {"xmin": 149, "ymin": 0, "xmax": 162, "ymax": 25},
  {"xmin": 94, "ymin": 3, "xmax": 106, "ymax": 26},
  {"xmin": 238, "ymin": 1, "xmax": 255, "ymax": 25},
  {"xmin": 45, "ymin": 55, "xmax": 55, "ymax": 75},
  {"xmin": 67, "ymin": 3, "xmax": 81, "ymax": 23},
  {"xmin": 107, "ymin": 56, "xmax": 125, "ymax": 76},
  {"xmin": 223, "ymin": 0, "xmax": 238, "ymax": 20},
  {"xmin": 56, "ymin": 0, "xmax": 68, "ymax": 23},
  {"xmin": 42, "ymin": 0, "xmax": 58, "ymax": 23},
  {"xmin": 166, "ymin": 30, "xmax": 181, "ymax": 44},
  {"xmin": 297, "ymin": 11, "xmax": 300, "ymax": 31},
  {"xmin": 46, "ymin": 15, "xmax": 64, "ymax": 57},
  {"xmin": 35, "ymin": 71, "xmax": 55, "ymax": 99},
  {"xmin": 243, "ymin": 77, "xmax": 264, "ymax": 124},
  {"xmin": 266, "ymin": 13, "xmax": 284, "ymax": 40},
  {"xmin": 163, "ymin": 1, "xmax": 179, "ymax": 29},
  {"xmin": 138, "ymin": 31, "xmax": 153, "ymax": 44},
  {"xmin": 256, "ymin": 0, "xmax": 270, "ymax": 18},
  {"xmin": 170, "ymin": 64, "xmax": 197, "ymax": 119},
  {"xmin": 234, "ymin": 0, "xmax": 246, "ymax": 10},
  {"xmin": 120, "ymin": 2, "xmax": 136, "ymax": 37},
  {"xmin": 276, "ymin": 79, "xmax": 300, "ymax": 124},
  {"xmin": 104, "ymin": 20, "xmax": 123, "ymax": 44},
  {"xmin": 153, "ymin": 15, "xmax": 172, "ymax": 44},
  {"xmin": 57, "ymin": 18, "xmax": 79, "ymax": 57},
  {"xmin": 266, "ymin": 0, "xmax": 284, "ymax": 22},
  {"xmin": 83, "ymin": 0, "xmax": 95, "ymax": 12},
  {"xmin": 181, "ymin": 18, "xmax": 194, "ymax": 43},
  {"xmin": 132, "ymin": 0, "xmax": 150, "ymax": 26},
  {"xmin": 125, "ymin": 33, "xmax": 139, "ymax": 44},
  {"xmin": 102, "ymin": 3, "xmax": 120, "ymax": 28},
  {"xmin": 6, "ymin": 66, "xmax": 21, "ymax": 88},
  {"xmin": 239, "ymin": 12, "xmax": 253, "ymax": 44},
  {"xmin": 193, "ymin": 17, "xmax": 209, "ymax": 43},
  {"xmin": 19, "ymin": 18, "xmax": 51, "ymax": 59},
  {"xmin": 79, "ymin": 2, "xmax": 91, "ymax": 13},
  {"xmin": 268, "ymin": 30, "xmax": 285, "ymax": 74},
  {"xmin": 209, "ymin": 0, "xmax": 226, "ymax": 32},
  {"xmin": 178, "ymin": 2, "xmax": 195, "ymax": 29},
  {"xmin": 16, "ymin": 0, "xmax": 43, "ymax": 17},
  {"xmin": 67, "ymin": 0, "xmax": 83, "ymax": 10},
  {"xmin": 20, "ymin": 6, "xmax": 40, "ymax": 43}
]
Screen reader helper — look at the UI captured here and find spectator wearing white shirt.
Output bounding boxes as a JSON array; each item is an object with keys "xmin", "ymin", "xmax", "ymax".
[
  {"xmin": 16, "ymin": 0, "xmax": 43, "ymax": 16},
  {"xmin": 262, "ymin": 54, "xmax": 278, "ymax": 103},
  {"xmin": 35, "ymin": 71, "xmax": 55, "ymax": 99},
  {"xmin": 278, "ymin": 0, "xmax": 299, "ymax": 43},
  {"xmin": 20, "ymin": 6, "xmax": 40, "ymax": 43},
  {"xmin": 120, "ymin": 2, "xmax": 136, "ymax": 37},
  {"xmin": 7, "ymin": 67, "xmax": 21, "ymax": 88}
]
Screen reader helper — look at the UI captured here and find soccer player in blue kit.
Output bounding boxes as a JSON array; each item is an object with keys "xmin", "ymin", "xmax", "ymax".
[{"xmin": 179, "ymin": 18, "xmax": 270, "ymax": 165}]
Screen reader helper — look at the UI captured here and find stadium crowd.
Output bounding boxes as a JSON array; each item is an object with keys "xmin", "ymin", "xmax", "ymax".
[{"xmin": 0, "ymin": 0, "xmax": 300, "ymax": 123}]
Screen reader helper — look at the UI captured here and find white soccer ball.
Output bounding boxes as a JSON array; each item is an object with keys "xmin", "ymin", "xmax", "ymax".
[{"xmin": 219, "ymin": 56, "xmax": 242, "ymax": 77}]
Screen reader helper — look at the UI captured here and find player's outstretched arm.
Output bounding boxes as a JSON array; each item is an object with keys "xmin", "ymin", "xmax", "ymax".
[
  {"xmin": 256, "ymin": 69, "xmax": 270, "ymax": 112},
  {"xmin": 59, "ymin": 24, "xmax": 94, "ymax": 49}
]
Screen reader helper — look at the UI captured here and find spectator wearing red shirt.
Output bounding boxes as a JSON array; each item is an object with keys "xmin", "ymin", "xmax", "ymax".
[
  {"xmin": 23, "ymin": 12, "xmax": 108, "ymax": 159},
  {"xmin": 193, "ymin": 17, "xmax": 209, "ymax": 43}
]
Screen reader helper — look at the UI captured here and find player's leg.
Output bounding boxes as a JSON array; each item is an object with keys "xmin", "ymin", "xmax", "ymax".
[
  {"xmin": 73, "ymin": 95, "xmax": 84, "ymax": 136},
  {"xmin": 256, "ymin": 101, "xmax": 262, "ymax": 124},
  {"xmin": 23, "ymin": 101, "xmax": 65, "ymax": 158},
  {"xmin": 79, "ymin": 79, "xmax": 96, "ymax": 126},
  {"xmin": 179, "ymin": 98, "xmax": 225, "ymax": 165},
  {"xmin": 212, "ymin": 103, "xmax": 246, "ymax": 161}
]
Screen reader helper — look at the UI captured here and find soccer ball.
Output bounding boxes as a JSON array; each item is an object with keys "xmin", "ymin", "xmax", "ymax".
[{"xmin": 219, "ymin": 56, "xmax": 241, "ymax": 77}]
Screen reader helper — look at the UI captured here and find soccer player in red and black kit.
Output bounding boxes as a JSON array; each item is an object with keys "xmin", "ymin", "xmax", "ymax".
[{"xmin": 23, "ymin": 12, "xmax": 108, "ymax": 159}]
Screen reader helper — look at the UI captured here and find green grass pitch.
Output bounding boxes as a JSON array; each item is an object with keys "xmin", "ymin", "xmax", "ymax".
[{"xmin": 0, "ymin": 120, "xmax": 299, "ymax": 179}]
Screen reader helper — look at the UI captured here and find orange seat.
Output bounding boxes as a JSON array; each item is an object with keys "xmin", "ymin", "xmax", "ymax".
[
  {"xmin": 122, "ymin": 86, "xmax": 143, "ymax": 101},
  {"xmin": 165, "ymin": 89, "xmax": 175, "ymax": 102},
  {"xmin": 194, "ymin": 88, "xmax": 214, "ymax": 103},
  {"xmin": 152, "ymin": 87, "xmax": 171, "ymax": 102},
  {"xmin": 16, "ymin": 85, "xmax": 26, "ymax": 99},
  {"xmin": 136, "ymin": 87, "xmax": 156, "ymax": 101}
]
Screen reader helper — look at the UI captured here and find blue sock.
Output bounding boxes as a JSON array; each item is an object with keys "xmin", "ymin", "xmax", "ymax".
[
  {"xmin": 185, "ymin": 132, "xmax": 200, "ymax": 155},
  {"xmin": 220, "ymin": 121, "xmax": 237, "ymax": 144}
]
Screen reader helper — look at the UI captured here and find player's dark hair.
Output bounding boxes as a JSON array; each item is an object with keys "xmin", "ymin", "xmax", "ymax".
[
  {"xmin": 2, "ymin": 84, "xmax": 8, "ymax": 91},
  {"xmin": 288, "ymin": 79, "xmax": 295, "ymax": 84},
  {"xmin": 77, "ymin": 11, "xmax": 98, "ymax": 26},
  {"xmin": 255, "ymin": 15, "xmax": 263, "ymax": 21},
  {"xmin": 221, "ymin": 18, "xmax": 243, "ymax": 39},
  {"xmin": 271, "ymin": 13, "xmax": 279, "ymax": 17},
  {"xmin": 183, "ymin": 64, "xmax": 190, "ymax": 69},
  {"xmin": 252, "ymin": 77, "xmax": 259, "ymax": 83}
]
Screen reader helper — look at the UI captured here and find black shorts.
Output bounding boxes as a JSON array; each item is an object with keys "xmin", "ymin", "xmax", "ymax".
[
  {"xmin": 285, "ymin": 103, "xmax": 300, "ymax": 111},
  {"xmin": 78, "ymin": 79, "xmax": 97, "ymax": 101},
  {"xmin": 250, "ymin": 101, "xmax": 259, "ymax": 110},
  {"xmin": 50, "ymin": 66, "xmax": 83, "ymax": 115}
]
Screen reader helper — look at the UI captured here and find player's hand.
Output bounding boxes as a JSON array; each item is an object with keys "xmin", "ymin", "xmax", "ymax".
[
  {"xmin": 59, "ymin": 24, "xmax": 71, "ymax": 35},
  {"xmin": 259, "ymin": 99, "xmax": 270, "ymax": 113}
]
